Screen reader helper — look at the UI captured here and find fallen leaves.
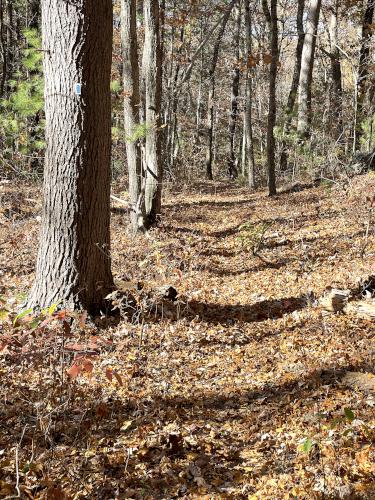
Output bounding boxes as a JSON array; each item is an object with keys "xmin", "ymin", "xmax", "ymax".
[{"xmin": 1, "ymin": 178, "xmax": 375, "ymax": 498}]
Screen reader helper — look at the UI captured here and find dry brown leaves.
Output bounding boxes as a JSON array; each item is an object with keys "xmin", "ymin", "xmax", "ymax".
[{"xmin": 0, "ymin": 175, "xmax": 375, "ymax": 499}]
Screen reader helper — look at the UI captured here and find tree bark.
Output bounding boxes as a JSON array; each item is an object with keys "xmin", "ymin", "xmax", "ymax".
[
  {"xmin": 330, "ymin": 3, "xmax": 343, "ymax": 141},
  {"xmin": 27, "ymin": 0, "xmax": 114, "ymax": 314},
  {"xmin": 263, "ymin": 0, "xmax": 278, "ymax": 196},
  {"xmin": 354, "ymin": 0, "xmax": 375, "ymax": 151},
  {"xmin": 280, "ymin": 0, "xmax": 305, "ymax": 170},
  {"xmin": 0, "ymin": 0, "xmax": 6, "ymax": 97},
  {"xmin": 28, "ymin": 0, "xmax": 41, "ymax": 29},
  {"xmin": 121, "ymin": 0, "xmax": 145, "ymax": 233},
  {"xmin": 143, "ymin": 0, "xmax": 162, "ymax": 226},
  {"xmin": 297, "ymin": 0, "xmax": 322, "ymax": 138},
  {"xmin": 243, "ymin": 0, "xmax": 256, "ymax": 188},
  {"xmin": 227, "ymin": 3, "xmax": 241, "ymax": 180},
  {"xmin": 205, "ymin": 0, "xmax": 236, "ymax": 180}
]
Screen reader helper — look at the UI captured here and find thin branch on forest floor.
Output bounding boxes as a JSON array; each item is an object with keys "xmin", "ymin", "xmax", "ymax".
[{"xmin": 110, "ymin": 194, "xmax": 129, "ymax": 207}]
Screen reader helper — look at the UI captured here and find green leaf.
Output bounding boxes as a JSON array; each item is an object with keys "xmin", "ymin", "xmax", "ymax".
[
  {"xmin": 13, "ymin": 308, "xmax": 33, "ymax": 325},
  {"xmin": 344, "ymin": 408, "xmax": 355, "ymax": 423},
  {"xmin": 302, "ymin": 438, "xmax": 313, "ymax": 453},
  {"xmin": 110, "ymin": 80, "xmax": 121, "ymax": 93}
]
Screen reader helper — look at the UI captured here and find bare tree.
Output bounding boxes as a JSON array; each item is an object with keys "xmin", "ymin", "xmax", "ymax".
[
  {"xmin": 121, "ymin": 0, "xmax": 145, "ymax": 233},
  {"xmin": 327, "ymin": 0, "xmax": 343, "ymax": 142},
  {"xmin": 242, "ymin": 0, "xmax": 256, "ymax": 188},
  {"xmin": 228, "ymin": 3, "xmax": 241, "ymax": 180},
  {"xmin": 143, "ymin": 0, "xmax": 162, "ymax": 226},
  {"xmin": 205, "ymin": 0, "xmax": 236, "ymax": 180},
  {"xmin": 263, "ymin": 0, "xmax": 278, "ymax": 196},
  {"xmin": 280, "ymin": 0, "xmax": 305, "ymax": 170},
  {"xmin": 354, "ymin": 0, "xmax": 375, "ymax": 151},
  {"xmin": 297, "ymin": 0, "xmax": 322, "ymax": 138}
]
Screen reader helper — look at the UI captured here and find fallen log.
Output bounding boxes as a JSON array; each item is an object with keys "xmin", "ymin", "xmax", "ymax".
[
  {"xmin": 345, "ymin": 300, "xmax": 375, "ymax": 320},
  {"xmin": 319, "ymin": 288, "xmax": 350, "ymax": 313}
]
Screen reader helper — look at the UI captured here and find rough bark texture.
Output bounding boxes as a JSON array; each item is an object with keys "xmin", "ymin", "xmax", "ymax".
[
  {"xmin": 121, "ymin": 0, "xmax": 145, "ymax": 233},
  {"xmin": 205, "ymin": 0, "xmax": 235, "ymax": 180},
  {"xmin": 297, "ymin": 0, "xmax": 322, "ymax": 138},
  {"xmin": 265, "ymin": 0, "xmax": 278, "ymax": 196},
  {"xmin": 243, "ymin": 0, "xmax": 256, "ymax": 188},
  {"xmin": 355, "ymin": 0, "xmax": 375, "ymax": 151},
  {"xmin": 27, "ymin": 0, "xmax": 114, "ymax": 313},
  {"xmin": 280, "ymin": 0, "xmax": 305, "ymax": 170},
  {"xmin": 227, "ymin": 4, "xmax": 241, "ymax": 180},
  {"xmin": 143, "ymin": 0, "xmax": 162, "ymax": 226}
]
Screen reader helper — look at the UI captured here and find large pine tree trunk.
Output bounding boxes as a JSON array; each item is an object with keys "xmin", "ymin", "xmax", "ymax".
[
  {"xmin": 143, "ymin": 0, "xmax": 162, "ymax": 226},
  {"xmin": 297, "ymin": 0, "xmax": 322, "ymax": 138},
  {"xmin": 27, "ymin": 0, "xmax": 114, "ymax": 314},
  {"xmin": 121, "ymin": 0, "xmax": 145, "ymax": 233}
]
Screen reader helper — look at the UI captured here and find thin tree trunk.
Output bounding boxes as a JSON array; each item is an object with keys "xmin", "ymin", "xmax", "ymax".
[
  {"xmin": 228, "ymin": 3, "xmax": 241, "ymax": 180},
  {"xmin": 195, "ymin": 18, "xmax": 204, "ymax": 144},
  {"xmin": 243, "ymin": 0, "xmax": 256, "ymax": 188},
  {"xmin": 280, "ymin": 0, "xmax": 305, "ymax": 170},
  {"xmin": 205, "ymin": 0, "xmax": 236, "ymax": 180},
  {"xmin": 354, "ymin": 0, "xmax": 375, "ymax": 151},
  {"xmin": 0, "ymin": 0, "xmax": 6, "ymax": 96},
  {"xmin": 328, "ymin": 0, "xmax": 343, "ymax": 142},
  {"xmin": 297, "ymin": 0, "xmax": 322, "ymax": 138},
  {"xmin": 143, "ymin": 0, "xmax": 162, "ymax": 225},
  {"xmin": 28, "ymin": 0, "xmax": 40, "ymax": 29},
  {"xmin": 27, "ymin": 0, "xmax": 114, "ymax": 313},
  {"xmin": 121, "ymin": 0, "xmax": 145, "ymax": 233},
  {"xmin": 166, "ymin": 26, "xmax": 184, "ymax": 175},
  {"xmin": 263, "ymin": 0, "xmax": 278, "ymax": 196}
]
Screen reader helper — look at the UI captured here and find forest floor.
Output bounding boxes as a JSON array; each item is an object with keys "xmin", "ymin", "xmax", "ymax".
[{"xmin": 1, "ymin": 174, "xmax": 375, "ymax": 499}]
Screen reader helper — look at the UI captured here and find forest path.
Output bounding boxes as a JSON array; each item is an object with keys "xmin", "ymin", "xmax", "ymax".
[{"xmin": 0, "ymin": 176, "xmax": 375, "ymax": 499}]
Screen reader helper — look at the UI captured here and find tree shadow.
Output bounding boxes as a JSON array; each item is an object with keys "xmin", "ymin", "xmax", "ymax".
[
  {"xmin": 81, "ymin": 358, "xmax": 374, "ymax": 498},
  {"xmin": 199, "ymin": 256, "xmax": 294, "ymax": 277},
  {"xmin": 168, "ymin": 198, "xmax": 253, "ymax": 210},
  {"xmin": 184, "ymin": 295, "xmax": 306, "ymax": 324}
]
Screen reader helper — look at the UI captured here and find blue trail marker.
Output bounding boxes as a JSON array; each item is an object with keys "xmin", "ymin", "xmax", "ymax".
[{"xmin": 75, "ymin": 83, "xmax": 82, "ymax": 96}]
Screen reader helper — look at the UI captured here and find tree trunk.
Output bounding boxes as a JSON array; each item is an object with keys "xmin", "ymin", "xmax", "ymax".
[
  {"xmin": 263, "ymin": 0, "xmax": 278, "ymax": 196},
  {"xmin": 280, "ymin": 0, "xmax": 305, "ymax": 170},
  {"xmin": 121, "ymin": 0, "xmax": 145, "ymax": 233},
  {"xmin": 227, "ymin": 3, "xmax": 241, "ymax": 180},
  {"xmin": 28, "ymin": 0, "xmax": 41, "ymax": 29},
  {"xmin": 243, "ymin": 0, "xmax": 256, "ymax": 188},
  {"xmin": 0, "ymin": 0, "xmax": 6, "ymax": 96},
  {"xmin": 205, "ymin": 0, "xmax": 236, "ymax": 180},
  {"xmin": 27, "ymin": 0, "xmax": 114, "ymax": 314},
  {"xmin": 328, "ymin": 0, "xmax": 343, "ymax": 142},
  {"xmin": 354, "ymin": 0, "xmax": 375, "ymax": 151},
  {"xmin": 297, "ymin": 0, "xmax": 322, "ymax": 138},
  {"xmin": 143, "ymin": 0, "xmax": 162, "ymax": 226}
]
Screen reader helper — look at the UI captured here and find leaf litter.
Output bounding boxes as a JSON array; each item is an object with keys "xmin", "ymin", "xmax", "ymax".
[{"xmin": 0, "ymin": 175, "xmax": 375, "ymax": 499}]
